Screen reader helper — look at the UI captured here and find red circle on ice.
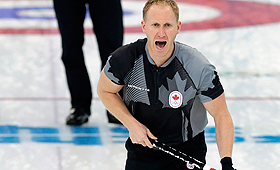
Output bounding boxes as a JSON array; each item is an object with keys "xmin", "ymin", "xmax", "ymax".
[
  {"xmin": 125, "ymin": 0, "xmax": 280, "ymax": 32},
  {"xmin": 1, "ymin": 0, "xmax": 280, "ymax": 34}
]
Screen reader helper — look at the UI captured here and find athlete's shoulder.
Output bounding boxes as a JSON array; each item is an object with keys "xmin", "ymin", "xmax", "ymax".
[
  {"xmin": 175, "ymin": 41, "xmax": 210, "ymax": 67},
  {"xmin": 107, "ymin": 38, "xmax": 146, "ymax": 69},
  {"xmin": 104, "ymin": 38, "xmax": 147, "ymax": 85},
  {"xmin": 174, "ymin": 41, "xmax": 217, "ymax": 88},
  {"xmin": 112, "ymin": 38, "xmax": 147, "ymax": 58}
]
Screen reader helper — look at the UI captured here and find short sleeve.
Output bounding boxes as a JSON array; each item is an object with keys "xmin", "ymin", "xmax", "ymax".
[
  {"xmin": 103, "ymin": 39, "xmax": 145, "ymax": 85},
  {"xmin": 197, "ymin": 65, "xmax": 224, "ymax": 103},
  {"xmin": 103, "ymin": 55, "xmax": 124, "ymax": 85}
]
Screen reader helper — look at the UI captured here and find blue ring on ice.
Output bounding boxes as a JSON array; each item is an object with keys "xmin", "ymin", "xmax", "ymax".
[{"xmin": 0, "ymin": 7, "xmax": 133, "ymax": 20}]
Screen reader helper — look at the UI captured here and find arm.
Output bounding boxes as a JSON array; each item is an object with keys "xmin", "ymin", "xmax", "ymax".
[
  {"xmin": 97, "ymin": 70, "xmax": 157, "ymax": 148},
  {"xmin": 203, "ymin": 93, "xmax": 234, "ymax": 159}
]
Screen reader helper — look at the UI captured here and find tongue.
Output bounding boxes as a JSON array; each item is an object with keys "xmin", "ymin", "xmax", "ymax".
[{"xmin": 157, "ymin": 41, "xmax": 166, "ymax": 49}]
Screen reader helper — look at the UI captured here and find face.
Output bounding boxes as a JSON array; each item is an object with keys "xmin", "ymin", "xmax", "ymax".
[{"xmin": 141, "ymin": 4, "xmax": 181, "ymax": 63}]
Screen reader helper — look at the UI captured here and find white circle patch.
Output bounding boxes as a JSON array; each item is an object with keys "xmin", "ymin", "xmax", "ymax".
[{"xmin": 169, "ymin": 91, "xmax": 183, "ymax": 108}]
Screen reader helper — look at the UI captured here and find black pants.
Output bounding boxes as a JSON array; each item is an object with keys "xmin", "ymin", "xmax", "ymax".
[
  {"xmin": 125, "ymin": 132, "xmax": 207, "ymax": 170},
  {"xmin": 53, "ymin": 0, "xmax": 123, "ymax": 112}
]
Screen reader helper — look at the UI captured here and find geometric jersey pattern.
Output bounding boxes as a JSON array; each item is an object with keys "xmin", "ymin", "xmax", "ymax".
[{"xmin": 123, "ymin": 55, "xmax": 150, "ymax": 106}]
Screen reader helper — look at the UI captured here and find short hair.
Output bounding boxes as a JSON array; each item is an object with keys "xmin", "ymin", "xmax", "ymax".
[{"xmin": 143, "ymin": 0, "xmax": 179, "ymax": 21}]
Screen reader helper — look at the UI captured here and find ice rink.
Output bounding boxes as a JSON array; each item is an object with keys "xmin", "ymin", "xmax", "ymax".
[{"xmin": 1, "ymin": 0, "xmax": 280, "ymax": 169}]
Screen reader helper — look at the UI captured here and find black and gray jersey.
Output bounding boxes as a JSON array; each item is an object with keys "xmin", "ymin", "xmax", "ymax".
[{"xmin": 104, "ymin": 38, "xmax": 223, "ymax": 145}]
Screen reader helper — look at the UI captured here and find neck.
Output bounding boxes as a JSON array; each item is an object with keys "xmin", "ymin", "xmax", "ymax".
[{"xmin": 148, "ymin": 44, "xmax": 175, "ymax": 67}]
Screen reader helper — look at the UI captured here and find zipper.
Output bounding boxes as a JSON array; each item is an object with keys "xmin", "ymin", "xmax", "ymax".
[{"xmin": 154, "ymin": 68, "xmax": 159, "ymax": 105}]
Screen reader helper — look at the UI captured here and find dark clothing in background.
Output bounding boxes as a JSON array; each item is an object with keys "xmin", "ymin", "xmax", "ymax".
[{"xmin": 53, "ymin": 0, "xmax": 123, "ymax": 112}]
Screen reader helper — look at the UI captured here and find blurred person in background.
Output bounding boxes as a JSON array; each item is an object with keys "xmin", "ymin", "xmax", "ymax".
[{"xmin": 53, "ymin": 0, "xmax": 123, "ymax": 125}]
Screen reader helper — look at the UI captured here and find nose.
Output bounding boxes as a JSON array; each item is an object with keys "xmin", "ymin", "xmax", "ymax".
[{"xmin": 158, "ymin": 26, "xmax": 165, "ymax": 37}]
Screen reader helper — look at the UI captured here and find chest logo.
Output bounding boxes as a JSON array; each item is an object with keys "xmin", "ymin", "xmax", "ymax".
[{"xmin": 169, "ymin": 91, "xmax": 183, "ymax": 108}]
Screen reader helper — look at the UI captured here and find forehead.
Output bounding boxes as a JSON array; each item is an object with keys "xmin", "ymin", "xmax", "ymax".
[{"xmin": 146, "ymin": 4, "xmax": 177, "ymax": 22}]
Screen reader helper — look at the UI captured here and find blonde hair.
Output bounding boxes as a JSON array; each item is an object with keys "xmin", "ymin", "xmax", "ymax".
[{"xmin": 143, "ymin": 0, "xmax": 179, "ymax": 21}]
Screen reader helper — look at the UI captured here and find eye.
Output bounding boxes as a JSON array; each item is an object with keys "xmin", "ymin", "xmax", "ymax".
[
  {"xmin": 152, "ymin": 23, "xmax": 159, "ymax": 27},
  {"xmin": 165, "ymin": 23, "xmax": 171, "ymax": 27}
]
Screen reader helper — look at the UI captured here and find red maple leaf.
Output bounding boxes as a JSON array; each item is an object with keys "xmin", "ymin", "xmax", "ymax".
[{"xmin": 172, "ymin": 95, "xmax": 179, "ymax": 100}]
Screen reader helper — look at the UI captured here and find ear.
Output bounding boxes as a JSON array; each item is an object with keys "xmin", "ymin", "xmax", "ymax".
[
  {"xmin": 141, "ymin": 20, "xmax": 146, "ymax": 33},
  {"xmin": 177, "ymin": 21, "xmax": 181, "ymax": 34}
]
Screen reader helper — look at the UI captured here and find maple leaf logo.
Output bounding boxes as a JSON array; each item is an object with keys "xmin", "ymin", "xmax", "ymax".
[
  {"xmin": 158, "ymin": 72, "xmax": 196, "ymax": 108},
  {"xmin": 169, "ymin": 91, "xmax": 182, "ymax": 108},
  {"xmin": 172, "ymin": 95, "xmax": 179, "ymax": 100}
]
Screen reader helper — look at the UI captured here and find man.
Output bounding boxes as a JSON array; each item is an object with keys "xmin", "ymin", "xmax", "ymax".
[
  {"xmin": 53, "ymin": 0, "xmax": 123, "ymax": 125},
  {"xmin": 97, "ymin": 0, "xmax": 236, "ymax": 169}
]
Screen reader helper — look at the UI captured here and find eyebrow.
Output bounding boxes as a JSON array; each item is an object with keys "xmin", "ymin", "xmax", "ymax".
[{"xmin": 151, "ymin": 22, "xmax": 172, "ymax": 26}]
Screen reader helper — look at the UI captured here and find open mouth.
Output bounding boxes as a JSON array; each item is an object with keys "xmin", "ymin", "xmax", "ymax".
[{"xmin": 155, "ymin": 41, "xmax": 167, "ymax": 49}]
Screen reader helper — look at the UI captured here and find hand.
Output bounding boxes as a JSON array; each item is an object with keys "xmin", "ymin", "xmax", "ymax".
[
  {"xmin": 220, "ymin": 157, "xmax": 236, "ymax": 170},
  {"xmin": 128, "ymin": 121, "xmax": 157, "ymax": 148}
]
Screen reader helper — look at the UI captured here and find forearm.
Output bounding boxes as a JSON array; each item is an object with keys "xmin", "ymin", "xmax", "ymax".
[
  {"xmin": 98, "ymin": 90, "xmax": 156, "ymax": 147},
  {"xmin": 97, "ymin": 71, "xmax": 156, "ymax": 147},
  {"xmin": 214, "ymin": 114, "xmax": 234, "ymax": 159},
  {"xmin": 97, "ymin": 71, "xmax": 139, "ymax": 129},
  {"xmin": 97, "ymin": 89, "xmax": 138, "ymax": 128}
]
